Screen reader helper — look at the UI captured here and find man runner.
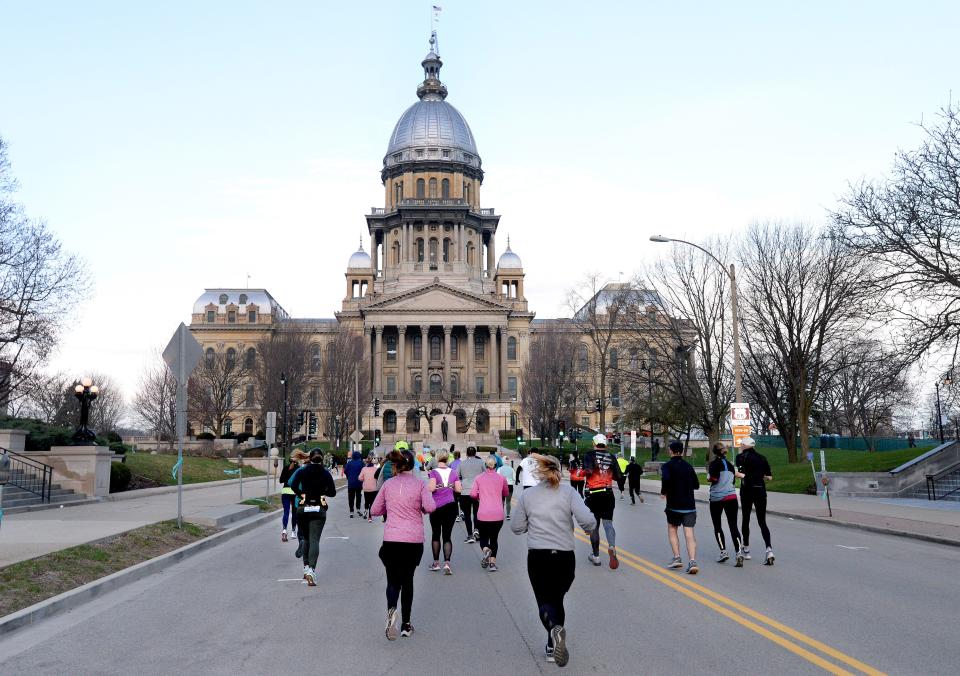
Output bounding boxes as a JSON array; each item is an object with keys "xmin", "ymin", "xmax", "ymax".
[
  {"xmin": 660, "ymin": 440, "xmax": 699, "ymax": 574},
  {"xmin": 583, "ymin": 433, "xmax": 623, "ymax": 569}
]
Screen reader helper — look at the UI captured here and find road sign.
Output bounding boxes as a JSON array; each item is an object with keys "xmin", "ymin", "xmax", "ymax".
[
  {"xmin": 630, "ymin": 430, "xmax": 637, "ymax": 458},
  {"xmin": 265, "ymin": 428, "xmax": 276, "ymax": 445},
  {"xmin": 350, "ymin": 430, "xmax": 364, "ymax": 443},
  {"xmin": 266, "ymin": 412, "xmax": 277, "ymax": 428},
  {"xmin": 730, "ymin": 402, "xmax": 753, "ymax": 447}
]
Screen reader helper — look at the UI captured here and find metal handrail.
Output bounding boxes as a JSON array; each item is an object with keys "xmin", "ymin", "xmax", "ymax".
[
  {"xmin": 925, "ymin": 461, "xmax": 960, "ymax": 501},
  {"xmin": 1, "ymin": 446, "xmax": 53, "ymax": 503}
]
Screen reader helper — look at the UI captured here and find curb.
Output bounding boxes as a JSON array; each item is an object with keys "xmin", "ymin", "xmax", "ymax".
[{"xmin": 0, "ymin": 509, "xmax": 279, "ymax": 637}]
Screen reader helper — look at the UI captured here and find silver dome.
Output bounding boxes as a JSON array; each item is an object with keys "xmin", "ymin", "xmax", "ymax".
[
  {"xmin": 386, "ymin": 99, "xmax": 478, "ymax": 158},
  {"xmin": 497, "ymin": 245, "xmax": 523, "ymax": 270},
  {"xmin": 348, "ymin": 246, "xmax": 371, "ymax": 269}
]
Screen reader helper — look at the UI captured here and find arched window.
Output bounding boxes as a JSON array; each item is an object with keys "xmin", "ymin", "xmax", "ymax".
[
  {"xmin": 510, "ymin": 412, "xmax": 518, "ymax": 429},
  {"xmin": 507, "ymin": 336, "xmax": 517, "ymax": 361},
  {"xmin": 224, "ymin": 418, "xmax": 233, "ymax": 434},
  {"xmin": 629, "ymin": 347, "xmax": 638, "ymax": 369},
  {"xmin": 578, "ymin": 344, "xmax": 589, "ymax": 372},
  {"xmin": 430, "ymin": 335, "xmax": 441, "ymax": 361},
  {"xmin": 245, "ymin": 347, "xmax": 256, "ymax": 369},
  {"xmin": 226, "ymin": 348, "xmax": 236, "ymax": 369},
  {"xmin": 417, "ymin": 238, "xmax": 425, "ymax": 262},
  {"xmin": 413, "ymin": 374, "xmax": 422, "ymax": 393},
  {"xmin": 384, "ymin": 410, "xmax": 397, "ymax": 433},
  {"xmin": 416, "ymin": 178, "xmax": 425, "ymax": 198},
  {"xmin": 205, "ymin": 347, "xmax": 215, "ymax": 366},
  {"xmin": 429, "ymin": 238, "xmax": 438, "ymax": 267},
  {"xmin": 219, "ymin": 293, "xmax": 229, "ymax": 304},
  {"xmin": 430, "ymin": 373, "xmax": 442, "ymax": 394},
  {"xmin": 311, "ymin": 344, "xmax": 321, "ymax": 372},
  {"xmin": 467, "ymin": 243, "xmax": 475, "ymax": 266},
  {"xmin": 455, "ymin": 408, "xmax": 467, "ymax": 433},
  {"xmin": 413, "ymin": 335, "xmax": 422, "ymax": 361},
  {"xmin": 476, "ymin": 408, "xmax": 490, "ymax": 433},
  {"xmin": 406, "ymin": 408, "xmax": 420, "ymax": 433},
  {"xmin": 441, "ymin": 178, "xmax": 450, "ymax": 198},
  {"xmin": 450, "ymin": 335, "xmax": 459, "ymax": 361},
  {"xmin": 442, "ymin": 238, "xmax": 450, "ymax": 262},
  {"xmin": 244, "ymin": 417, "xmax": 254, "ymax": 435},
  {"xmin": 239, "ymin": 293, "xmax": 248, "ymax": 305},
  {"xmin": 429, "ymin": 177, "xmax": 437, "ymax": 198},
  {"xmin": 609, "ymin": 348, "xmax": 619, "ymax": 369},
  {"xmin": 450, "ymin": 374, "xmax": 458, "ymax": 395},
  {"xmin": 327, "ymin": 343, "xmax": 337, "ymax": 370}
]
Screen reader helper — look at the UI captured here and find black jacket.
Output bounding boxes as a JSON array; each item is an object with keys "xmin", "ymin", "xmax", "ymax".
[
  {"xmin": 626, "ymin": 461, "xmax": 642, "ymax": 483},
  {"xmin": 291, "ymin": 463, "xmax": 337, "ymax": 505}
]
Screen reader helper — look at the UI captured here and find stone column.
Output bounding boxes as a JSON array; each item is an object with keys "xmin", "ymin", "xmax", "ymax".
[
  {"xmin": 363, "ymin": 326, "xmax": 373, "ymax": 390},
  {"xmin": 374, "ymin": 326, "xmax": 384, "ymax": 394},
  {"xmin": 443, "ymin": 325, "xmax": 453, "ymax": 396},
  {"xmin": 488, "ymin": 324, "xmax": 498, "ymax": 396},
  {"xmin": 465, "ymin": 325, "xmax": 475, "ymax": 395},
  {"xmin": 487, "ymin": 233, "xmax": 496, "ymax": 277},
  {"xmin": 500, "ymin": 326, "xmax": 509, "ymax": 395},
  {"xmin": 397, "ymin": 325, "xmax": 407, "ymax": 396}
]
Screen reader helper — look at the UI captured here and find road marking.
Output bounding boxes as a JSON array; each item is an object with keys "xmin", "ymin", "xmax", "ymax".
[
  {"xmin": 325, "ymin": 536, "xmax": 350, "ymax": 540},
  {"xmin": 277, "ymin": 578, "xmax": 307, "ymax": 583},
  {"xmin": 835, "ymin": 545, "xmax": 869, "ymax": 550},
  {"xmin": 574, "ymin": 533, "xmax": 884, "ymax": 676}
]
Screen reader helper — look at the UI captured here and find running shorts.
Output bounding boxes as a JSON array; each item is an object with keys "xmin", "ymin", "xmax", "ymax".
[
  {"xmin": 665, "ymin": 509, "xmax": 696, "ymax": 528},
  {"xmin": 585, "ymin": 489, "xmax": 615, "ymax": 520}
]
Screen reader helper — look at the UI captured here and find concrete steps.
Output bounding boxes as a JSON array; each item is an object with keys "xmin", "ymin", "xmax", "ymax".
[
  {"xmin": 0, "ymin": 477, "xmax": 85, "ymax": 509},
  {"xmin": 911, "ymin": 468, "xmax": 960, "ymax": 502}
]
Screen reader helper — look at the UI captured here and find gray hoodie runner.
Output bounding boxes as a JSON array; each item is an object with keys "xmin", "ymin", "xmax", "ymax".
[{"xmin": 457, "ymin": 455, "xmax": 485, "ymax": 491}]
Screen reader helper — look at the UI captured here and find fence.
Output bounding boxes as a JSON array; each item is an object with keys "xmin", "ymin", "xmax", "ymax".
[{"xmin": 753, "ymin": 435, "xmax": 923, "ymax": 452}]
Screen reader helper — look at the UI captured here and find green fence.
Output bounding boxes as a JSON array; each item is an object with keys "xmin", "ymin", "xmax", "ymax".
[{"xmin": 753, "ymin": 435, "xmax": 921, "ymax": 452}]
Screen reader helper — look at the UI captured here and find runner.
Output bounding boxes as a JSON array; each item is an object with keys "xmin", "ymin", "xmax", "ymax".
[
  {"xmin": 708, "ymin": 442, "xmax": 743, "ymax": 566},
  {"xmin": 450, "ymin": 450, "xmax": 463, "ymax": 522},
  {"xmin": 660, "ymin": 440, "xmax": 700, "ymax": 574},
  {"xmin": 626, "ymin": 456, "xmax": 644, "ymax": 504},
  {"xmin": 427, "ymin": 450, "xmax": 461, "ymax": 574},
  {"xmin": 568, "ymin": 452, "xmax": 585, "ymax": 497},
  {"xmin": 359, "ymin": 452, "xmax": 379, "ymax": 522},
  {"xmin": 278, "ymin": 449, "xmax": 308, "ymax": 542},
  {"xmin": 344, "ymin": 450, "xmax": 364, "ymax": 518},
  {"xmin": 518, "ymin": 449, "xmax": 541, "ymax": 490},
  {"xmin": 471, "ymin": 456, "xmax": 509, "ymax": 572},
  {"xmin": 498, "ymin": 459, "xmax": 516, "ymax": 520},
  {"xmin": 583, "ymin": 434, "xmax": 623, "ymax": 569},
  {"xmin": 370, "ymin": 449, "xmax": 436, "ymax": 639},
  {"xmin": 284, "ymin": 450, "xmax": 311, "ymax": 558},
  {"xmin": 289, "ymin": 449, "xmax": 337, "ymax": 586},
  {"xmin": 511, "ymin": 453, "xmax": 596, "ymax": 667},
  {"xmin": 457, "ymin": 446, "xmax": 484, "ymax": 543},
  {"xmin": 735, "ymin": 437, "xmax": 775, "ymax": 565},
  {"xmin": 616, "ymin": 453, "xmax": 628, "ymax": 500}
]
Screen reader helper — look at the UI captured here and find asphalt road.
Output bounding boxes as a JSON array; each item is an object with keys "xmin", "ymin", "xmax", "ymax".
[{"xmin": 1, "ymin": 487, "xmax": 958, "ymax": 675}]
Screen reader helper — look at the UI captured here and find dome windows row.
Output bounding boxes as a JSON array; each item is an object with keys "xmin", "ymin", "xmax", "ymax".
[{"xmin": 204, "ymin": 305, "xmax": 259, "ymax": 324}]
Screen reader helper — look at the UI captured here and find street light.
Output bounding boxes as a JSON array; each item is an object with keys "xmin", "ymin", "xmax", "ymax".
[
  {"xmin": 0, "ymin": 449, "xmax": 10, "ymax": 533},
  {"xmin": 72, "ymin": 377, "xmax": 100, "ymax": 445},
  {"xmin": 934, "ymin": 371, "xmax": 953, "ymax": 444},
  {"xmin": 650, "ymin": 235, "xmax": 744, "ymax": 404},
  {"xmin": 279, "ymin": 372, "xmax": 289, "ymax": 459}
]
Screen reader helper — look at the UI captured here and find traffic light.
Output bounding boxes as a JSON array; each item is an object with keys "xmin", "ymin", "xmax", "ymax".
[
  {"xmin": 374, "ymin": 428, "xmax": 382, "ymax": 447},
  {"xmin": 595, "ymin": 397, "xmax": 602, "ymax": 412},
  {"xmin": 308, "ymin": 412, "xmax": 317, "ymax": 435},
  {"xmin": 517, "ymin": 428, "xmax": 524, "ymax": 445},
  {"xmin": 297, "ymin": 411, "xmax": 305, "ymax": 428},
  {"xmin": 558, "ymin": 420, "xmax": 566, "ymax": 434},
  {"xmin": 374, "ymin": 397, "xmax": 380, "ymax": 417}
]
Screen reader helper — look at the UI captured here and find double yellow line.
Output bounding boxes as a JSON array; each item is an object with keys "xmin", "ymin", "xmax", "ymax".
[{"xmin": 573, "ymin": 532, "xmax": 884, "ymax": 676}]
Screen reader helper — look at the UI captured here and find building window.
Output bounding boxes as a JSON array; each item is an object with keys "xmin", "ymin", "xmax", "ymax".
[
  {"xmin": 430, "ymin": 335, "xmax": 441, "ymax": 361},
  {"xmin": 384, "ymin": 410, "xmax": 397, "ymax": 433},
  {"xmin": 442, "ymin": 150, "xmax": 450, "ymax": 159},
  {"xmin": 226, "ymin": 348, "xmax": 236, "ymax": 369},
  {"xmin": 476, "ymin": 408, "xmax": 489, "ymax": 433},
  {"xmin": 386, "ymin": 376, "xmax": 396, "ymax": 395},
  {"xmin": 219, "ymin": 293, "xmax": 228, "ymax": 304},
  {"xmin": 206, "ymin": 310, "xmax": 215, "ymax": 323},
  {"xmin": 581, "ymin": 416, "xmax": 590, "ymax": 427},
  {"xmin": 413, "ymin": 335, "xmax": 422, "ymax": 361},
  {"xmin": 227, "ymin": 310, "xmax": 236, "ymax": 323},
  {"xmin": 413, "ymin": 374, "xmax": 422, "ymax": 393},
  {"xmin": 442, "ymin": 238, "xmax": 450, "ymax": 262},
  {"xmin": 245, "ymin": 384, "xmax": 255, "ymax": 406},
  {"xmin": 609, "ymin": 348, "xmax": 619, "ymax": 369},
  {"xmin": 441, "ymin": 178, "xmax": 450, "ymax": 197},
  {"xmin": 239, "ymin": 293, "xmax": 248, "ymax": 304},
  {"xmin": 611, "ymin": 383, "xmax": 621, "ymax": 408},
  {"xmin": 430, "ymin": 373, "xmax": 442, "ymax": 394},
  {"xmin": 386, "ymin": 335, "xmax": 397, "ymax": 361},
  {"xmin": 417, "ymin": 238, "xmax": 424, "ymax": 262},
  {"xmin": 475, "ymin": 376, "xmax": 485, "ymax": 394},
  {"xmin": 311, "ymin": 344, "xmax": 321, "ymax": 372},
  {"xmin": 578, "ymin": 344, "xmax": 588, "ymax": 372},
  {"xmin": 309, "ymin": 385, "xmax": 319, "ymax": 408},
  {"xmin": 508, "ymin": 376, "xmax": 517, "ymax": 401},
  {"xmin": 245, "ymin": 347, "xmax": 256, "ymax": 369},
  {"xmin": 407, "ymin": 408, "xmax": 420, "ymax": 433},
  {"xmin": 205, "ymin": 347, "xmax": 215, "ymax": 366},
  {"xmin": 475, "ymin": 335, "xmax": 485, "ymax": 360},
  {"xmin": 244, "ymin": 417, "xmax": 254, "ymax": 435},
  {"xmin": 416, "ymin": 178, "xmax": 425, "ymax": 198},
  {"xmin": 450, "ymin": 335, "xmax": 458, "ymax": 361},
  {"xmin": 224, "ymin": 418, "xmax": 232, "ymax": 434},
  {"xmin": 429, "ymin": 238, "xmax": 438, "ymax": 267},
  {"xmin": 629, "ymin": 348, "xmax": 638, "ymax": 369},
  {"xmin": 429, "ymin": 177, "xmax": 437, "ymax": 198},
  {"xmin": 450, "ymin": 374, "xmax": 458, "ymax": 395},
  {"xmin": 226, "ymin": 387, "xmax": 234, "ymax": 408},
  {"xmin": 507, "ymin": 336, "xmax": 517, "ymax": 361},
  {"xmin": 392, "ymin": 241, "xmax": 400, "ymax": 264},
  {"xmin": 248, "ymin": 310, "xmax": 256, "ymax": 323},
  {"xmin": 510, "ymin": 412, "xmax": 518, "ymax": 429}
]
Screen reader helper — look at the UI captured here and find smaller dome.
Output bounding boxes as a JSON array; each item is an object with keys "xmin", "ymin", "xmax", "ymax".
[
  {"xmin": 348, "ymin": 244, "xmax": 371, "ymax": 269},
  {"xmin": 497, "ymin": 243, "xmax": 522, "ymax": 270}
]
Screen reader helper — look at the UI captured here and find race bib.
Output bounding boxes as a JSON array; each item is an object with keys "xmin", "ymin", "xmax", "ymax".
[{"xmin": 303, "ymin": 505, "xmax": 321, "ymax": 513}]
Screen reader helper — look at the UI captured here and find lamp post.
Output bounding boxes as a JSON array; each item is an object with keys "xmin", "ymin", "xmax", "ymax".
[
  {"xmin": 72, "ymin": 377, "xmax": 100, "ymax": 445},
  {"xmin": 934, "ymin": 371, "xmax": 953, "ymax": 445},
  {"xmin": 650, "ymin": 235, "xmax": 744, "ymax": 404},
  {"xmin": 279, "ymin": 372, "xmax": 288, "ymax": 459},
  {"xmin": 0, "ymin": 449, "xmax": 10, "ymax": 533}
]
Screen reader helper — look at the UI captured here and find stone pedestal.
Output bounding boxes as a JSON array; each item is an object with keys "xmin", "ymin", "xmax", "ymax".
[
  {"xmin": 0, "ymin": 428, "xmax": 29, "ymax": 453},
  {"xmin": 43, "ymin": 446, "xmax": 114, "ymax": 497}
]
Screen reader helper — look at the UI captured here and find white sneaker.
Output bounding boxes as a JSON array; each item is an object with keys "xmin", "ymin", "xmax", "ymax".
[
  {"xmin": 304, "ymin": 567, "xmax": 316, "ymax": 586},
  {"xmin": 743, "ymin": 547, "xmax": 752, "ymax": 560},
  {"xmin": 588, "ymin": 553, "xmax": 602, "ymax": 566},
  {"xmin": 385, "ymin": 607, "xmax": 399, "ymax": 641},
  {"xmin": 764, "ymin": 547, "xmax": 775, "ymax": 565}
]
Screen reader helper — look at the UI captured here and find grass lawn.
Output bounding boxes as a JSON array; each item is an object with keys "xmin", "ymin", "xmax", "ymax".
[
  {"xmin": 241, "ymin": 495, "xmax": 283, "ymax": 512},
  {"xmin": 0, "ymin": 520, "xmax": 216, "ymax": 618},
  {"xmin": 124, "ymin": 453, "xmax": 265, "ymax": 486}
]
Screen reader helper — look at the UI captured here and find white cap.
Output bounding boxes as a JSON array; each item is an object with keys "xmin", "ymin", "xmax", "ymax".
[
  {"xmin": 739, "ymin": 437, "xmax": 755, "ymax": 448},
  {"xmin": 592, "ymin": 433, "xmax": 607, "ymax": 447}
]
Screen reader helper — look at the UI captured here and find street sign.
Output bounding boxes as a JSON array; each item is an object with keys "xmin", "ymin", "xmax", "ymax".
[
  {"xmin": 630, "ymin": 430, "xmax": 637, "ymax": 458},
  {"xmin": 350, "ymin": 430, "xmax": 364, "ymax": 443},
  {"xmin": 265, "ymin": 428, "xmax": 276, "ymax": 445},
  {"xmin": 730, "ymin": 402, "xmax": 752, "ymax": 447},
  {"xmin": 266, "ymin": 412, "xmax": 277, "ymax": 428}
]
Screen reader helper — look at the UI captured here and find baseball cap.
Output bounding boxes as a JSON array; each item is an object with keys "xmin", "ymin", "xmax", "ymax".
[
  {"xmin": 394, "ymin": 440, "xmax": 410, "ymax": 451},
  {"xmin": 738, "ymin": 437, "xmax": 755, "ymax": 449},
  {"xmin": 592, "ymin": 433, "xmax": 607, "ymax": 447}
]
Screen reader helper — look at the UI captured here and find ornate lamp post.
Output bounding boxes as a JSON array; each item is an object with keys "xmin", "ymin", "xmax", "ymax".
[{"xmin": 72, "ymin": 377, "xmax": 100, "ymax": 445}]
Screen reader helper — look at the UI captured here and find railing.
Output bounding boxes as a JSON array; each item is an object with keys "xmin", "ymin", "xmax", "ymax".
[
  {"xmin": 1, "ymin": 447, "xmax": 53, "ymax": 503},
  {"xmin": 368, "ymin": 201, "xmax": 495, "ymax": 216},
  {"xmin": 925, "ymin": 461, "xmax": 960, "ymax": 501}
]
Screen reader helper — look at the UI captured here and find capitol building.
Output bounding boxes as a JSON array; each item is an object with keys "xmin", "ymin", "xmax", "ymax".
[{"xmin": 188, "ymin": 37, "xmax": 656, "ymax": 447}]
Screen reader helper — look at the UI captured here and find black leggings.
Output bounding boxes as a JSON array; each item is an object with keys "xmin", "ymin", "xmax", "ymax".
[
  {"xmin": 570, "ymin": 480, "xmax": 584, "ymax": 497},
  {"xmin": 379, "ymin": 542, "xmax": 424, "ymax": 624},
  {"xmin": 628, "ymin": 480, "xmax": 642, "ymax": 503},
  {"xmin": 347, "ymin": 487, "xmax": 362, "ymax": 513},
  {"xmin": 459, "ymin": 494, "xmax": 479, "ymax": 536},
  {"xmin": 528, "ymin": 549, "xmax": 576, "ymax": 645},
  {"xmin": 363, "ymin": 490, "xmax": 378, "ymax": 512},
  {"xmin": 430, "ymin": 501, "xmax": 458, "ymax": 561},
  {"xmin": 741, "ymin": 490, "xmax": 771, "ymax": 548},
  {"xmin": 476, "ymin": 519, "xmax": 503, "ymax": 557},
  {"xmin": 298, "ymin": 509, "xmax": 327, "ymax": 568},
  {"xmin": 709, "ymin": 499, "xmax": 742, "ymax": 552}
]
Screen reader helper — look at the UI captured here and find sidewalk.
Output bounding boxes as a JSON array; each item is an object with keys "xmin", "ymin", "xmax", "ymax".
[{"xmin": 0, "ymin": 477, "xmax": 280, "ymax": 568}]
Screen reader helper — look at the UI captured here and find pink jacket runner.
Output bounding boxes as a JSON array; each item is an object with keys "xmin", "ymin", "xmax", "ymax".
[{"xmin": 470, "ymin": 469, "xmax": 508, "ymax": 522}]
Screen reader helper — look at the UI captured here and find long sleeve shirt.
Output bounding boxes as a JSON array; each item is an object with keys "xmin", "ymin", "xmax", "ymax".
[
  {"xmin": 470, "ymin": 469, "xmax": 509, "ymax": 521},
  {"xmin": 370, "ymin": 472, "xmax": 436, "ymax": 543},
  {"xmin": 510, "ymin": 483, "xmax": 595, "ymax": 551}
]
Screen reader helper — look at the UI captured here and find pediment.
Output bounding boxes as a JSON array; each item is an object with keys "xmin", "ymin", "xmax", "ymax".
[{"xmin": 365, "ymin": 283, "xmax": 507, "ymax": 314}]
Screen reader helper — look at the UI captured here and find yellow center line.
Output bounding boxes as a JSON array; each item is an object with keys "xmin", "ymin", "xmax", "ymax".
[{"xmin": 574, "ymin": 533, "xmax": 884, "ymax": 676}]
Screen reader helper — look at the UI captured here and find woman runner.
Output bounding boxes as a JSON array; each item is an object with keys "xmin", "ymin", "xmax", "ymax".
[
  {"xmin": 735, "ymin": 438, "xmax": 775, "ymax": 564},
  {"xmin": 568, "ymin": 452, "xmax": 585, "ymax": 497},
  {"xmin": 471, "ymin": 456, "xmax": 509, "ymax": 571},
  {"xmin": 278, "ymin": 450, "xmax": 308, "ymax": 542},
  {"xmin": 358, "ymin": 453, "xmax": 379, "ymax": 522},
  {"xmin": 370, "ymin": 448, "xmax": 436, "ymax": 639},
  {"xmin": 427, "ymin": 450, "xmax": 461, "ymax": 574},
  {"xmin": 289, "ymin": 449, "xmax": 337, "ymax": 586},
  {"xmin": 511, "ymin": 454, "xmax": 596, "ymax": 667},
  {"xmin": 708, "ymin": 442, "xmax": 744, "ymax": 566}
]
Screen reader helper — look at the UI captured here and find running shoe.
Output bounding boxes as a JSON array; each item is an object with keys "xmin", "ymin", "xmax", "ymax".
[
  {"xmin": 443, "ymin": 562, "xmax": 453, "ymax": 576},
  {"xmin": 456, "ymin": 514, "xmax": 463, "ymax": 522},
  {"xmin": 400, "ymin": 623, "xmax": 414, "ymax": 638},
  {"xmin": 303, "ymin": 565, "xmax": 310, "ymax": 580},
  {"xmin": 464, "ymin": 537, "xmax": 476, "ymax": 544},
  {"xmin": 550, "ymin": 626, "xmax": 569, "ymax": 667},
  {"xmin": 764, "ymin": 547, "xmax": 775, "ymax": 566},
  {"xmin": 717, "ymin": 550, "xmax": 729, "ymax": 563},
  {"xmin": 667, "ymin": 556, "xmax": 683, "ymax": 569},
  {"xmin": 473, "ymin": 528, "xmax": 480, "ymax": 541},
  {"xmin": 281, "ymin": 529, "xmax": 288, "ymax": 542},
  {"xmin": 385, "ymin": 607, "xmax": 399, "ymax": 641},
  {"xmin": 587, "ymin": 553, "xmax": 602, "ymax": 566},
  {"xmin": 506, "ymin": 515, "xmax": 511, "ymax": 520},
  {"xmin": 735, "ymin": 549, "xmax": 744, "ymax": 567},
  {"xmin": 608, "ymin": 547, "xmax": 619, "ymax": 570},
  {"xmin": 367, "ymin": 516, "xmax": 373, "ymax": 523},
  {"xmin": 429, "ymin": 561, "xmax": 442, "ymax": 572},
  {"xmin": 488, "ymin": 562, "xmax": 498, "ymax": 572},
  {"xmin": 481, "ymin": 547, "xmax": 491, "ymax": 568},
  {"xmin": 305, "ymin": 568, "xmax": 317, "ymax": 586},
  {"xmin": 350, "ymin": 512, "xmax": 354, "ymax": 518},
  {"xmin": 686, "ymin": 560, "xmax": 700, "ymax": 575},
  {"xmin": 545, "ymin": 645, "xmax": 555, "ymax": 663},
  {"xmin": 743, "ymin": 547, "xmax": 751, "ymax": 560}
]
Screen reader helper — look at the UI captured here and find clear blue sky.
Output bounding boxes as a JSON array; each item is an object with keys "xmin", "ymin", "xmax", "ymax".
[{"xmin": 2, "ymin": 1, "xmax": 958, "ymax": 401}]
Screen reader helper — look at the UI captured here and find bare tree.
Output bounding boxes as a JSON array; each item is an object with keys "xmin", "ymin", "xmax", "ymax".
[
  {"xmin": 188, "ymin": 347, "xmax": 250, "ymax": 437},
  {"xmin": 320, "ymin": 330, "xmax": 370, "ymax": 446},
  {"xmin": 20, "ymin": 371, "xmax": 73, "ymax": 423},
  {"xmin": 0, "ymin": 137, "xmax": 89, "ymax": 408},
  {"xmin": 253, "ymin": 328, "xmax": 312, "ymax": 436},
  {"xmin": 739, "ymin": 222, "xmax": 878, "ymax": 463},
  {"xmin": 834, "ymin": 103, "xmax": 960, "ymax": 361},
  {"xmin": 132, "ymin": 352, "xmax": 177, "ymax": 446},
  {"xmin": 521, "ymin": 329, "xmax": 580, "ymax": 445}
]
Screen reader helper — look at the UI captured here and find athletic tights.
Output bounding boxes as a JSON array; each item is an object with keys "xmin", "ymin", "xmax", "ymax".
[
  {"xmin": 347, "ymin": 486, "xmax": 362, "ymax": 513},
  {"xmin": 740, "ymin": 489, "xmax": 771, "ymax": 548},
  {"xmin": 528, "ymin": 549, "xmax": 576, "ymax": 646},
  {"xmin": 281, "ymin": 494, "xmax": 296, "ymax": 530},
  {"xmin": 459, "ymin": 494, "xmax": 479, "ymax": 536},
  {"xmin": 429, "ymin": 501, "xmax": 458, "ymax": 561},
  {"xmin": 476, "ymin": 519, "xmax": 503, "ymax": 557},
  {"xmin": 379, "ymin": 542, "xmax": 423, "ymax": 624},
  {"xmin": 709, "ymin": 499, "xmax": 742, "ymax": 552}
]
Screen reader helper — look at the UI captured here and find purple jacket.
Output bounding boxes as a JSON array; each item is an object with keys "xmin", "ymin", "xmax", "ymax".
[{"xmin": 370, "ymin": 472, "xmax": 436, "ymax": 543}]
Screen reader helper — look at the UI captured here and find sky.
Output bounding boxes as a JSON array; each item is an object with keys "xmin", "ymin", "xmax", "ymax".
[{"xmin": 2, "ymin": 1, "xmax": 959, "ymax": 405}]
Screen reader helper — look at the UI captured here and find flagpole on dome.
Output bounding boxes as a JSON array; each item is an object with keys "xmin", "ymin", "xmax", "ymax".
[{"xmin": 431, "ymin": 5, "xmax": 442, "ymax": 54}]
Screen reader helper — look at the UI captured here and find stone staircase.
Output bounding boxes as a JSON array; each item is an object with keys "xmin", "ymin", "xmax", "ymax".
[
  {"xmin": 911, "ymin": 466, "xmax": 960, "ymax": 502},
  {"xmin": 0, "ymin": 469, "xmax": 87, "ymax": 511}
]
